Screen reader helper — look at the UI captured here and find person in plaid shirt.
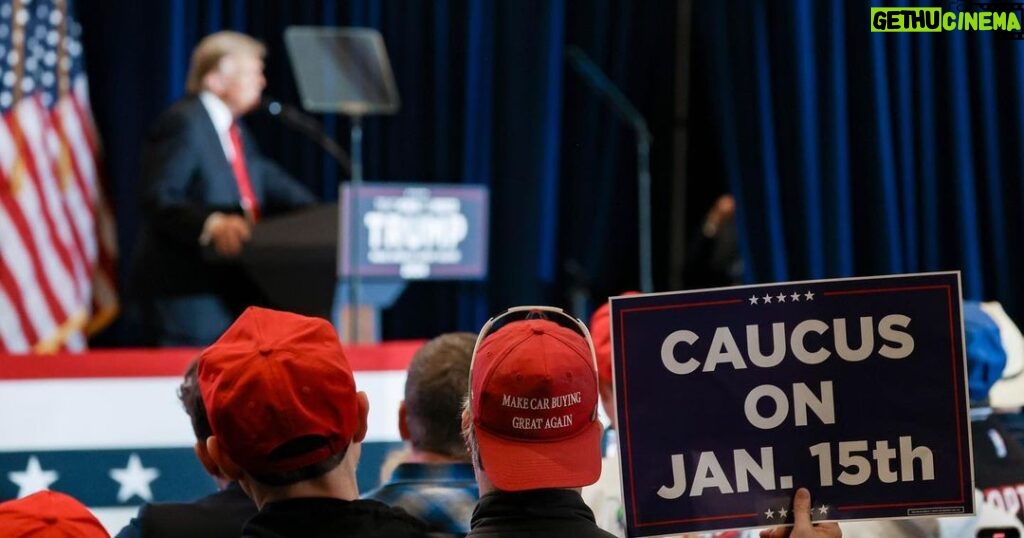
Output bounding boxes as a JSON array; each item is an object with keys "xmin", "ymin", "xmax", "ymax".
[{"xmin": 362, "ymin": 333, "xmax": 479, "ymax": 537}]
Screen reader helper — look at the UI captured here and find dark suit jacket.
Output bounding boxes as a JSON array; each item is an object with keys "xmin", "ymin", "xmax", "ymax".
[
  {"xmin": 114, "ymin": 482, "xmax": 257, "ymax": 538},
  {"xmin": 130, "ymin": 96, "xmax": 315, "ymax": 302}
]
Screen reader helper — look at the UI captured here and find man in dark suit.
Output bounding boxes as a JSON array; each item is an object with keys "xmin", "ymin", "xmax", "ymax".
[{"xmin": 130, "ymin": 31, "xmax": 315, "ymax": 346}]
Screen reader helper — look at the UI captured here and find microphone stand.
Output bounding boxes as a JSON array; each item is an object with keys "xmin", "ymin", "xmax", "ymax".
[
  {"xmin": 262, "ymin": 98, "xmax": 363, "ymax": 339},
  {"xmin": 262, "ymin": 97, "xmax": 353, "ymax": 176},
  {"xmin": 566, "ymin": 46, "xmax": 654, "ymax": 293}
]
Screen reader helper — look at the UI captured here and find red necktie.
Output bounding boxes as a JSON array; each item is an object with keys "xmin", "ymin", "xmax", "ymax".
[{"xmin": 228, "ymin": 123, "xmax": 260, "ymax": 223}]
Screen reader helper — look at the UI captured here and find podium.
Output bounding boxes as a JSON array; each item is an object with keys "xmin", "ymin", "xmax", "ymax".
[
  {"xmin": 239, "ymin": 184, "xmax": 489, "ymax": 342},
  {"xmin": 238, "ymin": 204, "xmax": 338, "ymax": 320}
]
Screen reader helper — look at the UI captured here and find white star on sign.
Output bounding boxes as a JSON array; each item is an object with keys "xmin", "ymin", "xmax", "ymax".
[
  {"xmin": 764, "ymin": 508, "xmax": 775, "ymax": 519},
  {"xmin": 8, "ymin": 456, "xmax": 58, "ymax": 498},
  {"xmin": 778, "ymin": 507, "xmax": 789, "ymax": 519},
  {"xmin": 749, "ymin": 295, "xmax": 759, "ymax": 305},
  {"xmin": 762, "ymin": 294, "xmax": 773, "ymax": 304},
  {"xmin": 776, "ymin": 293, "xmax": 786, "ymax": 303},
  {"xmin": 816, "ymin": 504, "xmax": 830, "ymax": 516},
  {"xmin": 109, "ymin": 453, "xmax": 160, "ymax": 503},
  {"xmin": 804, "ymin": 291, "xmax": 815, "ymax": 301},
  {"xmin": 790, "ymin": 292, "xmax": 801, "ymax": 302}
]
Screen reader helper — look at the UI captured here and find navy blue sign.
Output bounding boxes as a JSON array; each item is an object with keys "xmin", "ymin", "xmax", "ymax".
[
  {"xmin": 611, "ymin": 272, "xmax": 973, "ymax": 536},
  {"xmin": 340, "ymin": 183, "xmax": 489, "ymax": 279}
]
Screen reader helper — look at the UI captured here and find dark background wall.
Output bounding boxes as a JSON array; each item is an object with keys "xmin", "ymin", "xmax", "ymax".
[
  {"xmin": 79, "ymin": 0, "xmax": 698, "ymax": 344},
  {"xmin": 79, "ymin": 0, "xmax": 1024, "ymax": 344}
]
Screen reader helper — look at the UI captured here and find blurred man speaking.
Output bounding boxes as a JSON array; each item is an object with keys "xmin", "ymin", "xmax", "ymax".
[{"xmin": 130, "ymin": 31, "xmax": 315, "ymax": 346}]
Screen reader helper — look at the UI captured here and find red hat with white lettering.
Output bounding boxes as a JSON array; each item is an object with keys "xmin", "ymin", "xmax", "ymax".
[
  {"xmin": 469, "ymin": 309, "xmax": 602, "ymax": 491},
  {"xmin": 0, "ymin": 490, "xmax": 108, "ymax": 537},
  {"xmin": 198, "ymin": 307, "xmax": 360, "ymax": 478}
]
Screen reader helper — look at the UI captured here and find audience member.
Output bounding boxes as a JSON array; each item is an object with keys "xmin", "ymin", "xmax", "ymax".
[
  {"xmin": 114, "ymin": 358, "xmax": 257, "ymax": 537},
  {"xmin": 462, "ymin": 307, "xmax": 837, "ymax": 538},
  {"xmin": 683, "ymin": 193, "xmax": 742, "ymax": 289},
  {"xmin": 965, "ymin": 302, "xmax": 1024, "ymax": 527},
  {"xmin": 983, "ymin": 301, "xmax": 1024, "ymax": 447},
  {"xmin": 0, "ymin": 490, "xmax": 109, "ymax": 537},
  {"xmin": 362, "ymin": 332, "xmax": 479, "ymax": 537},
  {"xmin": 461, "ymin": 306, "xmax": 619, "ymax": 537},
  {"xmin": 130, "ymin": 31, "xmax": 316, "ymax": 347},
  {"xmin": 197, "ymin": 306, "xmax": 427, "ymax": 537},
  {"xmin": 581, "ymin": 297, "xmax": 628, "ymax": 536}
]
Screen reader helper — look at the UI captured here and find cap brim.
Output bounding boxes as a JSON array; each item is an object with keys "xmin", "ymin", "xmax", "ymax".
[{"xmin": 475, "ymin": 420, "xmax": 603, "ymax": 491}]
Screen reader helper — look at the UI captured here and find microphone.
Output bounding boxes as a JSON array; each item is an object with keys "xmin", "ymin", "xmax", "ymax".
[{"xmin": 261, "ymin": 96, "xmax": 352, "ymax": 176}]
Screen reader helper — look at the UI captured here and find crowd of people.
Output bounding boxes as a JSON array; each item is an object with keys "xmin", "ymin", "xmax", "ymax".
[
  {"xmin": 0, "ymin": 304, "xmax": 844, "ymax": 538},
  {"xmin": 6, "ymin": 28, "xmax": 1024, "ymax": 538},
  {"xmin": 6, "ymin": 297, "xmax": 1024, "ymax": 537}
]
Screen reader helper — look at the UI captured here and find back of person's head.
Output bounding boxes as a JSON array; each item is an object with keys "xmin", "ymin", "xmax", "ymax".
[
  {"xmin": 178, "ymin": 358, "xmax": 212, "ymax": 441},
  {"xmin": 589, "ymin": 292, "xmax": 639, "ymax": 431},
  {"xmin": 403, "ymin": 332, "xmax": 476, "ymax": 460},
  {"xmin": 588, "ymin": 301, "xmax": 614, "ymax": 390},
  {"xmin": 0, "ymin": 490, "xmax": 109, "ymax": 537},
  {"xmin": 588, "ymin": 292, "xmax": 639, "ymax": 389},
  {"xmin": 465, "ymin": 306, "xmax": 602, "ymax": 491},
  {"xmin": 198, "ymin": 306, "xmax": 366, "ymax": 487},
  {"xmin": 185, "ymin": 31, "xmax": 265, "ymax": 95}
]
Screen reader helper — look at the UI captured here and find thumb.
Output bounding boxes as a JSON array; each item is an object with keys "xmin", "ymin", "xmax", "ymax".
[{"xmin": 791, "ymin": 487, "xmax": 813, "ymax": 528}]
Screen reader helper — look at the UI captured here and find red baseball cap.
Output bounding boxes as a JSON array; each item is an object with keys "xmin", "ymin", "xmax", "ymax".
[
  {"xmin": 470, "ymin": 316, "xmax": 602, "ymax": 491},
  {"xmin": 589, "ymin": 291, "xmax": 639, "ymax": 387},
  {"xmin": 198, "ymin": 307, "xmax": 360, "ymax": 477},
  {"xmin": 0, "ymin": 490, "xmax": 108, "ymax": 537}
]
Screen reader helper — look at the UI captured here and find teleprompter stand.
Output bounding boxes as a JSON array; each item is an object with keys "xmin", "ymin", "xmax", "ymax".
[{"xmin": 284, "ymin": 26, "xmax": 401, "ymax": 342}]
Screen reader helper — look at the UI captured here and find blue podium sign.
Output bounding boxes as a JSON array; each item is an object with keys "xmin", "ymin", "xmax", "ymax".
[
  {"xmin": 339, "ymin": 182, "xmax": 488, "ymax": 279},
  {"xmin": 610, "ymin": 272, "xmax": 973, "ymax": 536}
]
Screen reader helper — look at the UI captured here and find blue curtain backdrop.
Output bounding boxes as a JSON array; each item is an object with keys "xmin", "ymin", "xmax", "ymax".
[
  {"xmin": 79, "ymin": 0, "xmax": 1024, "ymax": 343},
  {"xmin": 689, "ymin": 0, "xmax": 1024, "ymax": 323},
  {"xmin": 78, "ymin": 1, "xmax": 678, "ymax": 343}
]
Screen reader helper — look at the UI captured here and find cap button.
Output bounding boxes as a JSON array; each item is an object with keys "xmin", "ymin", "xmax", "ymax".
[
  {"xmin": 532, "ymin": 327, "xmax": 544, "ymax": 335},
  {"xmin": 259, "ymin": 345, "xmax": 272, "ymax": 356}
]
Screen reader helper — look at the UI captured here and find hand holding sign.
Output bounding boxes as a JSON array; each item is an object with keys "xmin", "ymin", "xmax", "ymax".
[{"xmin": 759, "ymin": 488, "xmax": 842, "ymax": 538}]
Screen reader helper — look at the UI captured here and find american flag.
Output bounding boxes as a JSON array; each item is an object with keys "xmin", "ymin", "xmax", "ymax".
[{"xmin": 0, "ymin": 0, "xmax": 117, "ymax": 353}]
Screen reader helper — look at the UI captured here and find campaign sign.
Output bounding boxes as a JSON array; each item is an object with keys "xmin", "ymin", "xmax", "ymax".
[
  {"xmin": 339, "ymin": 182, "xmax": 489, "ymax": 280},
  {"xmin": 611, "ymin": 272, "xmax": 974, "ymax": 536}
]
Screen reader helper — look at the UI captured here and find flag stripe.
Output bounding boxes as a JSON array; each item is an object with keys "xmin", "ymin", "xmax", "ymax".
[
  {"xmin": 0, "ymin": 340, "xmax": 423, "ymax": 379},
  {"xmin": 58, "ymin": 97, "xmax": 98, "ymax": 201},
  {"xmin": 70, "ymin": 80, "xmax": 99, "ymax": 155},
  {"xmin": 4, "ymin": 110, "xmax": 83, "ymax": 318},
  {"xmin": 0, "ymin": 267, "xmax": 35, "ymax": 349},
  {"xmin": 0, "ymin": 371, "xmax": 406, "ymax": 450},
  {"xmin": 42, "ymin": 117, "xmax": 94, "ymax": 302},
  {"xmin": 0, "ymin": 181, "xmax": 64, "ymax": 339},
  {"xmin": 49, "ymin": 104, "xmax": 96, "ymax": 259},
  {"xmin": 16, "ymin": 100, "xmax": 89, "ymax": 307}
]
